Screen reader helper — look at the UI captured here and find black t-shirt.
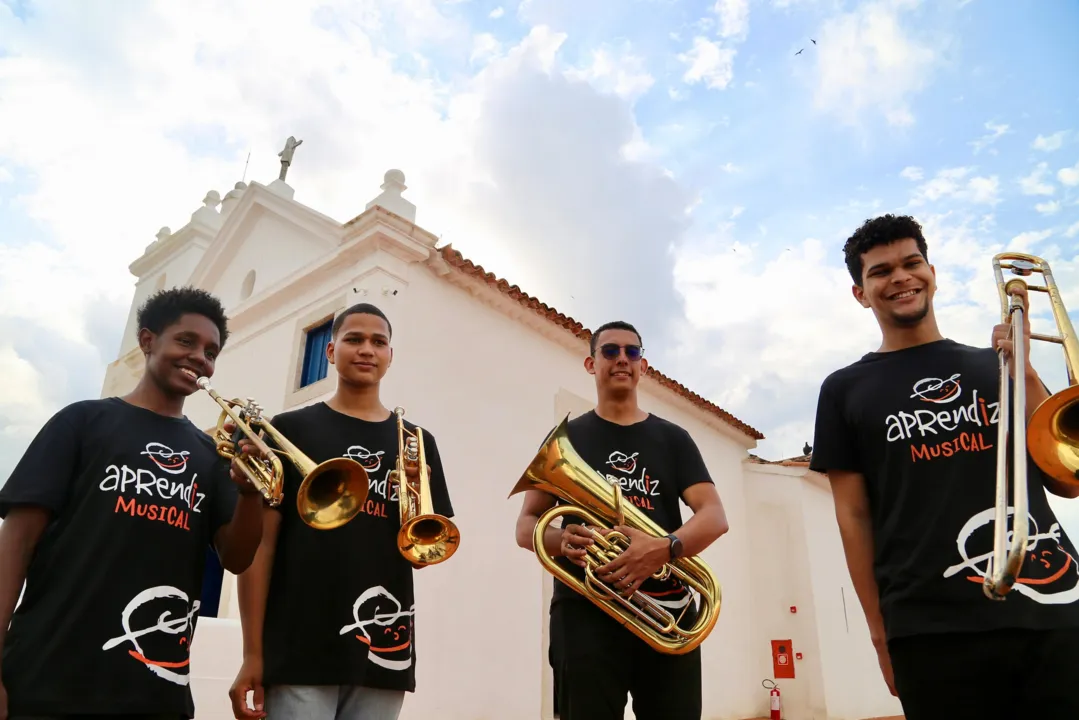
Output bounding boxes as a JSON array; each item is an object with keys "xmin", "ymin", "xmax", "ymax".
[
  {"xmin": 546, "ymin": 411, "xmax": 714, "ymax": 615},
  {"xmin": 261, "ymin": 402, "xmax": 454, "ymax": 692},
  {"xmin": 0, "ymin": 397, "xmax": 238, "ymax": 718},
  {"xmin": 810, "ymin": 338, "xmax": 1079, "ymax": 641}
]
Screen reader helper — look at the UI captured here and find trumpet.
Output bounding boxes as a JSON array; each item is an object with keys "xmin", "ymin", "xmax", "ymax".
[
  {"xmin": 391, "ymin": 408, "xmax": 460, "ymax": 566},
  {"xmin": 194, "ymin": 375, "xmax": 284, "ymax": 506},
  {"xmin": 984, "ymin": 253, "xmax": 1079, "ymax": 600},
  {"xmin": 509, "ymin": 414, "xmax": 722, "ymax": 655},
  {"xmin": 192, "ymin": 375, "xmax": 370, "ymax": 527}
]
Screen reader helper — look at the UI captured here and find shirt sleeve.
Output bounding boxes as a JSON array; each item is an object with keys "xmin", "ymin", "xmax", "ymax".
[
  {"xmin": 807, "ymin": 375, "xmax": 862, "ymax": 475},
  {"xmin": 0, "ymin": 405, "xmax": 84, "ymax": 518},
  {"xmin": 420, "ymin": 430, "xmax": 455, "ymax": 519},
  {"xmin": 207, "ymin": 456, "xmax": 240, "ymax": 547},
  {"xmin": 671, "ymin": 424, "xmax": 714, "ymax": 497}
]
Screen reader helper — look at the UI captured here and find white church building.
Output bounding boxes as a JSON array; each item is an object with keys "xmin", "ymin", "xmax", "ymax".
[{"xmin": 99, "ymin": 168, "xmax": 905, "ymax": 720}]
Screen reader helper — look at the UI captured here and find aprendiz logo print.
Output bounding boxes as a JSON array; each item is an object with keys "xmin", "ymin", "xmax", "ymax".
[
  {"xmin": 943, "ymin": 506, "xmax": 1079, "ymax": 604},
  {"xmin": 343, "ymin": 444, "xmax": 393, "ymax": 519},
  {"xmin": 339, "ymin": 585, "xmax": 416, "ymax": 672},
  {"xmin": 101, "ymin": 586, "xmax": 201, "ymax": 686},
  {"xmin": 603, "ymin": 449, "xmax": 657, "ymax": 510},
  {"xmin": 100, "ymin": 440, "xmax": 206, "ymax": 531},
  {"xmin": 345, "ymin": 445, "xmax": 385, "ymax": 473},
  {"xmin": 910, "ymin": 373, "xmax": 962, "ymax": 404},
  {"xmin": 885, "ymin": 372, "xmax": 998, "ymax": 462},
  {"xmin": 140, "ymin": 442, "xmax": 191, "ymax": 475},
  {"xmin": 607, "ymin": 451, "xmax": 639, "ymax": 474}
]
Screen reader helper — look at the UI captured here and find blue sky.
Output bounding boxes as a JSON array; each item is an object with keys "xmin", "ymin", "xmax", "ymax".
[{"xmin": 0, "ymin": 0, "xmax": 1077, "ymax": 521}]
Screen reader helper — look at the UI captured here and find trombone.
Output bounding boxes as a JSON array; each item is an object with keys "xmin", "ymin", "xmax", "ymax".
[
  {"xmin": 391, "ymin": 407, "xmax": 460, "ymax": 566},
  {"xmin": 192, "ymin": 374, "xmax": 370, "ymax": 527},
  {"xmin": 984, "ymin": 253, "xmax": 1079, "ymax": 600}
]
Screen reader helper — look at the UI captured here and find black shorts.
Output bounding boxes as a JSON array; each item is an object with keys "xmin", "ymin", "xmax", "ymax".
[
  {"xmin": 889, "ymin": 627, "xmax": 1079, "ymax": 719},
  {"xmin": 549, "ymin": 597, "xmax": 702, "ymax": 720}
]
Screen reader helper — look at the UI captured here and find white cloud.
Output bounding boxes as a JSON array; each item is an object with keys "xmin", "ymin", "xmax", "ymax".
[
  {"xmin": 714, "ymin": 0, "xmax": 750, "ymax": 41},
  {"xmin": 812, "ymin": 0, "xmax": 936, "ymax": 126},
  {"xmin": 899, "ymin": 166, "xmax": 924, "ymax": 181},
  {"xmin": 909, "ymin": 167, "xmax": 1000, "ymax": 206},
  {"xmin": 969, "ymin": 121, "xmax": 1009, "ymax": 154},
  {"xmin": 1032, "ymin": 131, "xmax": 1067, "ymax": 152},
  {"xmin": 1035, "ymin": 200, "xmax": 1061, "ymax": 215},
  {"xmin": 678, "ymin": 37, "xmax": 737, "ymax": 90},
  {"xmin": 1019, "ymin": 162, "xmax": 1056, "ymax": 196},
  {"xmin": 1058, "ymin": 160, "xmax": 1079, "ymax": 187},
  {"xmin": 470, "ymin": 33, "xmax": 503, "ymax": 66},
  {"xmin": 489, "ymin": 6, "xmax": 505, "ymax": 18},
  {"xmin": 565, "ymin": 41, "xmax": 655, "ymax": 102}
]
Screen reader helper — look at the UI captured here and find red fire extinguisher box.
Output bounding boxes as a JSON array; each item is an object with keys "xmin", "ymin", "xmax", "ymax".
[{"xmin": 771, "ymin": 639, "xmax": 795, "ymax": 679}]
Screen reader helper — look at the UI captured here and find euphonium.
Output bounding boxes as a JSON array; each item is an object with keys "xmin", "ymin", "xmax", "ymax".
[
  {"xmin": 391, "ymin": 407, "xmax": 460, "ymax": 566},
  {"xmin": 191, "ymin": 374, "xmax": 370, "ymax": 528},
  {"xmin": 509, "ymin": 414, "xmax": 722, "ymax": 655},
  {"xmin": 984, "ymin": 253, "xmax": 1079, "ymax": 600}
]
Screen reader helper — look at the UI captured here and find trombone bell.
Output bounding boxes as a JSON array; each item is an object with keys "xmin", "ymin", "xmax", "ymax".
[
  {"xmin": 393, "ymin": 407, "xmax": 460, "ymax": 566},
  {"xmin": 984, "ymin": 253, "xmax": 1079, "ymax": 600}
]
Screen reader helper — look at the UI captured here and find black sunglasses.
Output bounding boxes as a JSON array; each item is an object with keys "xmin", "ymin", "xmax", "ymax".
[{"xmin": 598, "ymin": 343, "xmax": 643, "ymax": 361}]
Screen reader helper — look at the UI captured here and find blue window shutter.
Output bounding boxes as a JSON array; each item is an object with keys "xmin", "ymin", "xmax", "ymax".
[
  {"xmin": 199, "ymin": 545, "xmax": 223, "ymax": 618},
  {"xmin": 300, "ymin": 319, "xmax": 333, "ymax": 387}
]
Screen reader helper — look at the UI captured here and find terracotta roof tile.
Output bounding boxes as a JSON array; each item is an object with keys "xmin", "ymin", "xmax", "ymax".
[{"xmin": 438, "ymin": 245, "xmax": 765, "ymax": 441}]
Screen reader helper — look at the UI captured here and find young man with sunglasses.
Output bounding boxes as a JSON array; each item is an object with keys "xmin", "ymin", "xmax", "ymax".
[
  {"xmin": 515, "ymin": 320, "xmax": 730, "ymax": 720},
  {"xmin": 0, "ymin": 286, "xmax": 266, "ymax": 720}
]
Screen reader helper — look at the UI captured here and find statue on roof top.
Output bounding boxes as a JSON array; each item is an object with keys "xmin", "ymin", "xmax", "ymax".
[{"xmin": 278, "ymin": 135, "xmax": 303, "ymax": 181}]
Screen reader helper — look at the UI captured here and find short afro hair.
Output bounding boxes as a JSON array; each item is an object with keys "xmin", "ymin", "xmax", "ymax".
[
  {"xmin": 843, "ymin": 214, "xmax": 928, "ymax": 286},
  {"xmin": 331, "ymin": 302, "xmax": 392, "ymax": 339},
  {"xmin": 136, "ymin": 286, "xmax": 230, "ymax": 347},
  {"xmin": 589, "ymin": 320, "xmax": 643, "ymax": 356}
]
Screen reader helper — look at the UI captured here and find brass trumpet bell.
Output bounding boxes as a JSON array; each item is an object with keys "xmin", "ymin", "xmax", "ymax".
[
  {"xmin": 393, "ymin": 407, "xmax": 460, "ymax": 566},
  {"xmin": 296, "ymin": 457, "xmax": 372, "ymax": 531}
]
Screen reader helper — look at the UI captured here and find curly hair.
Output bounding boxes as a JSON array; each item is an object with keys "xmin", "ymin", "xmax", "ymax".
[
  {"xmin": 136, "ymin": 286, "xmax": 230, "ymax": 347},
  {"xmin": 843, "ymin": 214, "xmax": 928, "ymax": 285}
]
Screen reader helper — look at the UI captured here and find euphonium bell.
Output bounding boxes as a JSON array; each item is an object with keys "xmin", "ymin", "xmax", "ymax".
[
  {"xmin": 391, "ymin": 407, "xmax": 460, "ymax": 566},
  {"xmin": 509, "ymin": 414, "xmax": 722, "ymax": 655},
  {"xmin": 984, "ymin": 253, "xmax": 1079, "ymax": 600}
]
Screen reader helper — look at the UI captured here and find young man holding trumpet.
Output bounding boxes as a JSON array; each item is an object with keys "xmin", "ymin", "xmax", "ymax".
[
  {"xmin": 810, "ymin": 214, "xmax": 1079, "ymax": 719},
  {"xmin": 229, "ymin": 302, "xmax": 455, "ymax": 720},
  {"xmin": 0, "ymin": 286, "xmax": 267, "ymax": 720}
]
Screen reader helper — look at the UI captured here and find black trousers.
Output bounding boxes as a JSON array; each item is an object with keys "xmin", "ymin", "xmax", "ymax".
[
  {"xmin": 889, "ymin": 627, "xmax": 1079, "ymax": 719},
  {"xmin": 549, "ymin": 597, "xmax": 702, "ymax": 720}
]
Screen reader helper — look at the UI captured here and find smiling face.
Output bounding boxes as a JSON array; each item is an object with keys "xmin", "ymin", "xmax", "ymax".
[
  {"xmin": 585, "ymin": 327, "xmax": 649, "ymax": 397},
  {"xmin": 853, "ymin": 237, "xmax": 937, "ymax": 330},
  {"xmin": 139, "ymin": 313, "xmax": 221, "ymax": 397},
  {"xmin": 328, "ymin": 311, "xmax": 393, "ymax": 387}
]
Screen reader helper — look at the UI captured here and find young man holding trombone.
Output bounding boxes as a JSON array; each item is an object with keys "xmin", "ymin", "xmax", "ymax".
[
  {"xmin": 513, "ymin": 320, "xmax": 729, "ymax": 720},
  {"xmin": 229, "ymin": 303, "xmax": 456, "ymax": 720},
  {"xmin": 809, "ymin": 214, "xmax": 1079, "ymax": 719},
  {"xmin": 0, "ymin": 286, "xmax": 267, "ymax": 720}
]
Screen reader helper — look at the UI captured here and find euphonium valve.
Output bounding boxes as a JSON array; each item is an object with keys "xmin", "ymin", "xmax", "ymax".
[
  {"xmin": 391, "ymin": 407, "xmax": 460, "ymax": 566},
  {"xmin": 509, "ymin": 414, "xmax": 722, "ymax": 655},
  {"xmin": 984, "ymin": 253, "xmax": 1079, "ymax": 600}
]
